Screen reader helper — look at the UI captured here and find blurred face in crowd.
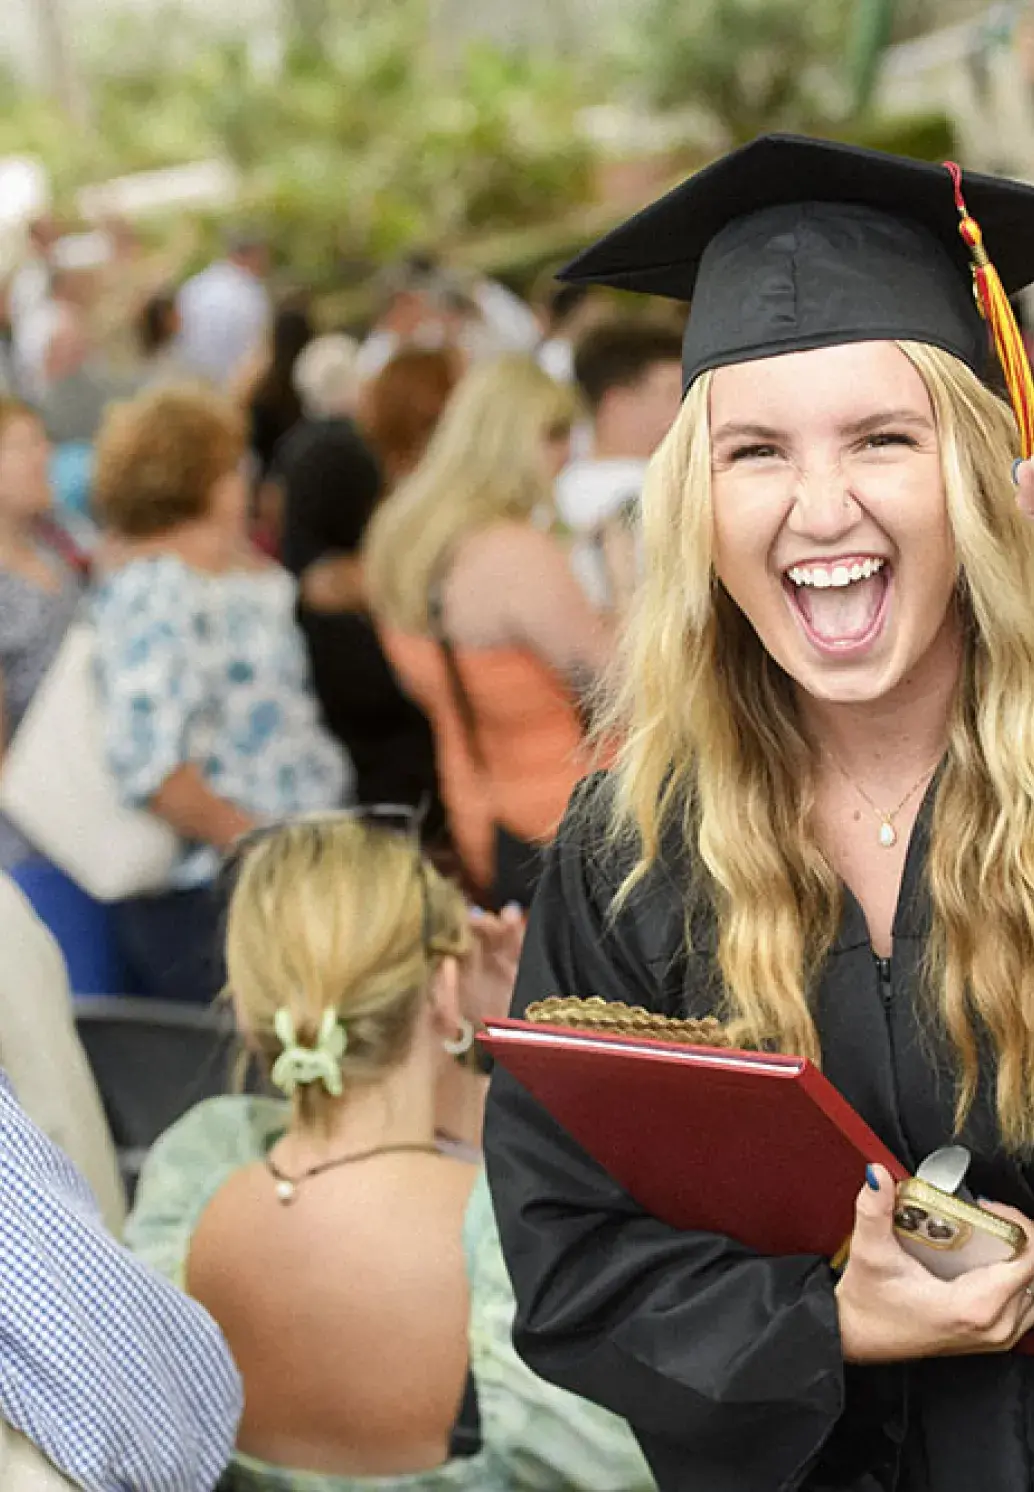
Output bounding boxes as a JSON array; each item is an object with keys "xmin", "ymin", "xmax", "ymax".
[
  {"xmin": 708, "ymin": 339, "xmax": 958, "ymax": 709},
  {"xmin": 0, "ymin": 414, "xmax": 51, "ymax": 522},
  {"xmin": 601, "ymin": 359, "xmax": 684, "ymax": 460},
  {"xmin": 230, "ymin": 243, "xmax": 270, "ymax": 281},
  {"xmin": 591, "ymin": 356, "xmax": 684, "ymax": 462},
  {"xmin": 630, "ymin": 360, "xmax": 684, "ymax": 454}
]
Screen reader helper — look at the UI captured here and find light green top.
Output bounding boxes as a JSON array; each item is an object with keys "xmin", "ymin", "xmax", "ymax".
[{"xmin": 125, "ymin": 1096, "xmax": 655, "ymax": 1492}]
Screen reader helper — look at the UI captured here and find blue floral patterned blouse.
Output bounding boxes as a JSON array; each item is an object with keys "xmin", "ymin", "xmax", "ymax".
[{"xmin": 92, "ymin": 555, "xmax": 351, "ymax": 888}]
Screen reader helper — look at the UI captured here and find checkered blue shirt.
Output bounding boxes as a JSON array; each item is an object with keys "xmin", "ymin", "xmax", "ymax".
[{"xmin": 0, "ymin": 1072, "xmax": 242, "ymax": 1490}]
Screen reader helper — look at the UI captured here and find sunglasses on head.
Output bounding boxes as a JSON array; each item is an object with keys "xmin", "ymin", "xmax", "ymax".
[{"xmin": 222, "ymin": 800, "xmax": 437, "ymax": 956}]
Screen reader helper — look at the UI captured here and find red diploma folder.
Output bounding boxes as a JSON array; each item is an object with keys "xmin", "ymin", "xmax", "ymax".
[{"xmin": 482, "ymin": 1016, "xmax": 908, "ymax": 1258}]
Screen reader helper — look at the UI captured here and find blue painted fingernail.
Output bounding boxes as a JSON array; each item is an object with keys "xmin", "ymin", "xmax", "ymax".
[
  {"xmin": 865, "ymin": 1165, "xmax": 880, "ymax": 1191},
  {"xmin": 469, "ymin": 906, "xmax": 486, "ymax": 921},
  {"xmin": 1013, "ymin": 457, "xmax": 1025, "ymax": 486},
  {"xmin": 503, "ymin": 902, "xmax": 522, "ymax": 914}
]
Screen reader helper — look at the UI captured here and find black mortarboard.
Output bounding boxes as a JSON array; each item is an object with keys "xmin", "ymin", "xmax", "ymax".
[{"xmin": 559, "ymin": 134, "xmax": 1034, "ymax": 401}]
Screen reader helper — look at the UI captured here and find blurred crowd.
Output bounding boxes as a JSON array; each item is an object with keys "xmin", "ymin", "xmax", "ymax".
[
  {"xmin": 0, "ymin": 214, "xmax": 684, "ymax": 1488},
  {"xmin": 0, "ymin": 217, "xmax": 685, "ymax": 986}
]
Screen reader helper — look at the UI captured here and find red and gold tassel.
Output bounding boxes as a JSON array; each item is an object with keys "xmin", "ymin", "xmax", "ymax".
[{"xmin": 945, "ymin": 160, "xmax": 1034, "ymax": 459}]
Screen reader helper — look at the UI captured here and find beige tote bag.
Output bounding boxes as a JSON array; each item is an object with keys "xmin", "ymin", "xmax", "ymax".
[{"xmin": 0, "ymin": 622, "xmax": 180, "ymax": 902}]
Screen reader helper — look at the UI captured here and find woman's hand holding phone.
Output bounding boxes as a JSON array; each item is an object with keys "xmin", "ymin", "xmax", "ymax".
[{"xmin": 835, "ymin": 1165, "xmax": 1034, "ymax": 1363}]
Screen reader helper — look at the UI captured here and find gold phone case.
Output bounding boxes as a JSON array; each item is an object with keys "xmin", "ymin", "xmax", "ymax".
[{"xmin": 894, "ymin": 1177, "xmax": 1027, "ymax": 1280}]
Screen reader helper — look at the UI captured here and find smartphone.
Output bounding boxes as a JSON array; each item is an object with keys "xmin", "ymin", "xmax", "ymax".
[{"xmin": 893, "ymin": 1176, "xmax": 1027, "ymax": 1279}]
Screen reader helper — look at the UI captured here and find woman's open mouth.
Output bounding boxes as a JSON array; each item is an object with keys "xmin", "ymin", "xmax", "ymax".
[{"xmin": 783, "ymin": 556, "xmax": 891, "ymax": 657}]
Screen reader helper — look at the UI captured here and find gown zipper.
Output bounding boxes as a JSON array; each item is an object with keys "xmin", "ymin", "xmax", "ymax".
[{"xmin": 875, "ymin": 954, "xmax": 893, "ymax": 1009}]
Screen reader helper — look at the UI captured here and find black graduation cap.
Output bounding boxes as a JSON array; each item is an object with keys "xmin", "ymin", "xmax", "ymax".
[{"xmin": 559, "ymin": 134, "xmax": 1034, "ymax": 399}]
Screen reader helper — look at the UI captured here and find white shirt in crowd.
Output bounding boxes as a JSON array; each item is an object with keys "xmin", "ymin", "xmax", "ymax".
[
  {"xmin": 174, "ymin": 259, "xmax": 270, "ymax": 386},
  {"xmin": 536, "ymin": 337, "xmax": 576, "ymax": 384},
  {"xmin": 8, "ymin": 258, "xmax": 55, "ymax": 403},
  {"xmin": 555, "ymin": 457, "xmax": 648, "ymax": 609}
]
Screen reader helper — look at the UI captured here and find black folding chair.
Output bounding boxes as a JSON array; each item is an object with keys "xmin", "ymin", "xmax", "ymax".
[{"xmin": 74, "ymin": 997, "xmax": 239, "ymax": 1197}]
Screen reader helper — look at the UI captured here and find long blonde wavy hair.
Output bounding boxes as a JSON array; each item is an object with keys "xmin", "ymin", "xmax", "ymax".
[
  {"xmin": 225, "ymin": 818, "xmax": 470, "ymax": 1132},
  {"xmin": 607, "ymin": 339, "xmax": 1034, "ymax": 1151},
  {"xmin": 364, "ymin": 354, "xmax": 577, "ymax": 631}
]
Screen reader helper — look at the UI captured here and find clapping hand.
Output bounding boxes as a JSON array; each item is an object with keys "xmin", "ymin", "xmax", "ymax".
[{"xmin": 459, "ymin": 904, "xmax": 526, "ymax": 1026}]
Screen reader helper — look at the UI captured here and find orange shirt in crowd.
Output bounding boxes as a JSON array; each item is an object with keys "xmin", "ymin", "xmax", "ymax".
[{"xmin": 381, "ymin": 628, "xmax": 596, "ymax": 893}]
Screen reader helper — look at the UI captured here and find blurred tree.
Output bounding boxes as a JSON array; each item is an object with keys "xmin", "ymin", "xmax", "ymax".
[
  {"xmin": 848, "ymin": 0, "xmax": 897, "ymax": 115},
  {"xmin": 0, "ymin": 0, "xmax": 597, "ymax": 287},
  {"xmin": 620, "ymin": 0, "xmax": 855, "ymax": 141}
]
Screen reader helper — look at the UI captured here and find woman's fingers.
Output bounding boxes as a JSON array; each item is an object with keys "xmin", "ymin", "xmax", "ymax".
[
  {"xmin": 976, "ymin": 1198, "xmax": 1034, "ymax": 1240},
  {"xmin": 469, "ymin": 904, "xmax": 526, "ymax": 964},
  {"xmin": 462, "ymin": 906, "xmax": 525, "ymax": 1022},
  {"xmin": 850, "ymin": 1164, "xmax": 898, "ymax": 1251}
]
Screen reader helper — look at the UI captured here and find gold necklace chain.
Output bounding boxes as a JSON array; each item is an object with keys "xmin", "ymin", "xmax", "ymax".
[{"xmin": 828, "ymin": 755, "xmax": 938, "ymax": 849}]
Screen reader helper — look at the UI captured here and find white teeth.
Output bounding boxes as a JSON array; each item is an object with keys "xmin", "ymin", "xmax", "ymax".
[{"xmin": 787, "ymin": 558, "xmax": 885, "ymax": 588}]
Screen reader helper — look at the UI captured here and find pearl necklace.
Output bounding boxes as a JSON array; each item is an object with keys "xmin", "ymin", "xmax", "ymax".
[{"xmin": 265, "ymin": 1141, "xmax": 440, "ymax": 1205}]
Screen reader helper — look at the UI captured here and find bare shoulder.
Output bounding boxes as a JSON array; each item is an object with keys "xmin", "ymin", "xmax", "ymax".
[{"xmin": 454, "ymin": 522, "xmax": 568, "ymax": 581}]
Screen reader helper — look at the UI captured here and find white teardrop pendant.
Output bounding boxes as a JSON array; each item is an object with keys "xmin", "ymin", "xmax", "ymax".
[
  {"xmin": 276, "ymin": 1179, "xmax": 297, "ymax": 1205},
  {"xmin": 877, "ymin": 820, "xmax": 898, "ymax": 849}
]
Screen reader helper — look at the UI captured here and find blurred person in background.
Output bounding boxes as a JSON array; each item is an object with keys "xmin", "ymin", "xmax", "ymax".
[
  {"xmin": 293, "ymin": 332, "xmax": 361, "ymax": 422},
  {"xmin": 279, "ymin": 339, "xmax": 446, "ymax": 826},
  {"xmin": 135, "ymin": 288, "xmax": 195, "ymax": 387},
  {"xmin": 0, "ymin": 872, "xmax": 125, "ymax": 1234},
  {"xmin": 0, "ymin": 399, "xmax": 83, "ymax": 870},
  {"xmin": 361, "ymin": 346, "xmax": 463, "ymax": 490},
  {"xmin": 13, "ymin": 259, "xmax": 89, "ymax": 410},
  {"xmin": 245, "ymin": 300, "xmax": 315, "ymax": 480},
  {"xmin": 0, "ymin": 284, "xmax": 15, "ymax": 396},
  {"xmin": 557, "ymin": 321, "xmax": 683, "ymax": 610},
  {"xmin": 533, "ymin": 279, "xmax": 605, "ymax": 385},
  {"xmin": 126, "ymin": 814, "xmax": 654, "ymax": 1492},
  {"xmin": 91, "ymin": 385, "xmax": 351, "ymax": 1002},
  {"xmin": 241, "ymin": 301, "xmax": 315, "ymax": 555},
  {"xmin": 175, "ymin": 230, "xmax": 271, "ymax": 387},
  {"xmin": 0, "ymin": 1061, "xmax": 241, "ymax": 1490},
  {"xmin": 7, "ymin": 218, "xmax": 59, "ymax": 401},
  {"xmin": 39, "ymin": 293, "xmax": 139, "ymax": 446},
  {"xmin": 365, "ymin": 356, "xmax": 611, "ymax": 908},
  {"xmin": 357, "ymin": 254, "xmax": 481, "ymax": 383}
]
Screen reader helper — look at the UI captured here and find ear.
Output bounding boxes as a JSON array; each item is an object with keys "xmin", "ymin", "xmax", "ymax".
[{"xmin": 428, "ymin": 955, "xmax": 463, "ymax": 1037}]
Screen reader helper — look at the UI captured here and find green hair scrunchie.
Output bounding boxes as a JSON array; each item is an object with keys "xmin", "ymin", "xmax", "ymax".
[{"xmin": 271, "ymin": 1007, "xmax": 347, "ymax": 1098}]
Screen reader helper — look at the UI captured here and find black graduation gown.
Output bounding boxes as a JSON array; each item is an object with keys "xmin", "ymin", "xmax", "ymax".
[{"xmin": 483, "ymin": 778, "xmax": 1034, "ymax": 1491}]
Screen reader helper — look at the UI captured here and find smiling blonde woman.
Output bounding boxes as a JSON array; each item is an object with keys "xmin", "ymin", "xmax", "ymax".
[{"xmin": 485, "ymin": 136, "xmax": 1034, "ymax": 1492}]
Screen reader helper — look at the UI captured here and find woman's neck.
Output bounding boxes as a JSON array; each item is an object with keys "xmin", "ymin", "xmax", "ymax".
[
  {"xmin": 434, "ymin": 1061, "xmax": 488, "ymax": 1154},
  {"xmin": 797, "ymin": 620, "xmax": 961, "ymax": 789},
  {"xmin": 279, "ymin": 1053, "xmax": 438, "ymax": 1166},
  {"xmin": 124, "ymin": 519, "xmax": 249, "ymax": 575}
]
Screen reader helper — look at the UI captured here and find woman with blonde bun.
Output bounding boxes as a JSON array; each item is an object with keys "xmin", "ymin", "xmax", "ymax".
[{"xmin": 126, "ymin": 812, "xmax": 653, "ymax": 1492}]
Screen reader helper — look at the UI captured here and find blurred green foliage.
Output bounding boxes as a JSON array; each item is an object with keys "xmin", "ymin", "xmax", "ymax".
[
  {"xmin": 0, "ymin": 0, "xmax": 597, "ymax": 286},
  {"xmin": 615, "ymin": 0, "xmax": 857, "ymax": 141},
  {"xmin": 0, "ymin": 0, "xmax": 959, "ymax": 292}
]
